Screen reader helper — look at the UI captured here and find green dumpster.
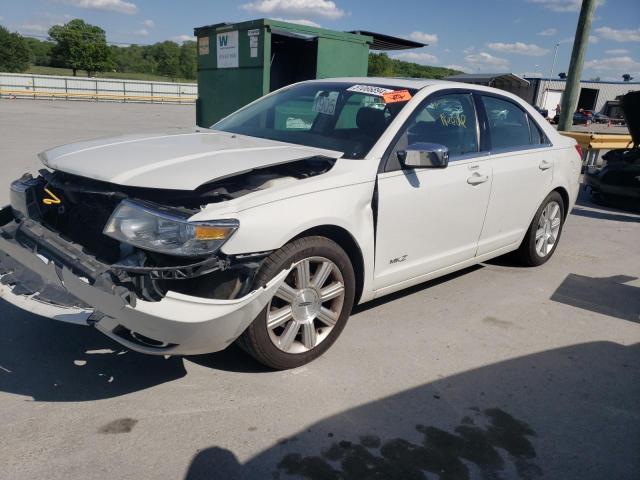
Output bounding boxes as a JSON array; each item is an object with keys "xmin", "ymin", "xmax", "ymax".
[{"xmin": 193, "ymin": 19, "xmax": 379, "ymax": 127}]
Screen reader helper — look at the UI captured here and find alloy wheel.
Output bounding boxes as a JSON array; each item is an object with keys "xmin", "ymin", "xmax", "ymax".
[
  {"xmin": 535, "ymin": 200, "xmax": 562, "ymax": 257},
  {"xmin": 267, "ymin": 257, "xmax": 345, "ymax": 354}
]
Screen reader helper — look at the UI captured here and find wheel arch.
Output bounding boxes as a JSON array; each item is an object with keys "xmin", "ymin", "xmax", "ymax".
[
  {"xmin": 292, "ymin": 225, "xmax": 365, "ymax": 305},
  {"xmin": 552, "ymin": 186, "xmax": 570, "ymax": 220},
  {"xmin": 518, "ymin": 185, "xmax": 571, "ymax": 251}
]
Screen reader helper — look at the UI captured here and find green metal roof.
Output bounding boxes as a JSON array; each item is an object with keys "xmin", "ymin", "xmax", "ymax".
[
  {"xmin": 194, "ymin": 18, "xmax": 372, "ymax": 45},
  {"xmin": 194, "ymin": 19, "xmax": 426, "ymax": 50}
]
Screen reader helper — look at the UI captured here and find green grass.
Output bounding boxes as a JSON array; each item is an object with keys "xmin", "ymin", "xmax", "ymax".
[{"xmin": 26, "ymin": 66, "xmax": 195, "ymax": 83}]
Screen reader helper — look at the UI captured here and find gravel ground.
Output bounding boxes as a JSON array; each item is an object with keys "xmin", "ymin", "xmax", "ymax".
[{"xmin": 0, "ymin": 99, "xmax": 638, "ymax": 480}]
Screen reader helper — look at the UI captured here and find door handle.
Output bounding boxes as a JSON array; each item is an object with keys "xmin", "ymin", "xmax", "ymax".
[
  {"xmin": 539, "ymin": 160, "xmax": 552, "ymax": 170},
  {"xmin": 467, "ymin": 173, "xmax": 489, "ymax": 185}
]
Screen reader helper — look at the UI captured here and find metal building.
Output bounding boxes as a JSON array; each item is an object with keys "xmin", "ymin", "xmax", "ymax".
[
  {"xmin": 446, "ymin": 73, "xmax": 639, "ymax": 120},
  {"xmin": 525, "ymin": 77, "xmax": 640, "ymax": 119},
  {"xmin": 445, "ymin": 73, "xmax": 531, "ymax": 99}
]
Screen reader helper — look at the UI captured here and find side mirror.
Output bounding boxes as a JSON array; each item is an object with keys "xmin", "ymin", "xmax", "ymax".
[{"xmin": 397, "ymin": 143, "xmax": 449, "ymax": 169}]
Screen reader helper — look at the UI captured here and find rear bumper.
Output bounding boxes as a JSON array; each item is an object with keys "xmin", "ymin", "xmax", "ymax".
[{"xmin": 0, "ymin": 207, "xmax": 288, "ymax": 355}]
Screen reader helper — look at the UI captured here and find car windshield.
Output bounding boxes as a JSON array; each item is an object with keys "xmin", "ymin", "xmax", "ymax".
[{"xmin": 212, "ymin": 82, "xmax": 417, "ymax": 159}]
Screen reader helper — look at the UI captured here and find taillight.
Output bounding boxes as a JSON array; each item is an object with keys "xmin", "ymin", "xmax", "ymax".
[{"xmin": 574, "ymin": 144, "xmax": 583, "ymax": 160}]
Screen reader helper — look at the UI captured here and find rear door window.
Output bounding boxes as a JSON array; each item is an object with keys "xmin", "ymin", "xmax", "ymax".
[
  {"xmin": 528, "ymin": 116, "xmax": 547, "ymax": 145},
  {"xmin": 481, "ymin": 96, "xmax": 532, "ymax": 150}
]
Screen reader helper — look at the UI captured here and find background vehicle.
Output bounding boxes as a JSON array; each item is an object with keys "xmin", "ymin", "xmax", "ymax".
[
  {"xmin": 534, "ymin": 106, "xmax": 549, "ymax": 119},
  {"xmin": 573, "ymin": 111, "xmax": 590, "ymax": 125},
  {"xmin": 593, "ymin": 112, "xmax": 609, "ymax": 124},
  {"xmin": 585, "ymin": 90, "xmax": 640, "ymax": 211},
  {"xmin": 553, "ymin": 111, "xmax": 590, "ymax": 125},
  {"xmin": 0, "ymin": 79, "xmax": 581, "ymax": 369},
  {"xmin": 611, "ymin": 114, "xmax": 627, "ymax": 126}
]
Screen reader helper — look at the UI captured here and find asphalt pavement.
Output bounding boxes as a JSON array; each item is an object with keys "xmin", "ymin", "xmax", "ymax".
[
  {"xmin": 0, "ymin": 99, "xmax": 638, "ymax": 480},
  {"xmin": 564, "ymin": 123, "xmax": 630, "ymax": 135}
]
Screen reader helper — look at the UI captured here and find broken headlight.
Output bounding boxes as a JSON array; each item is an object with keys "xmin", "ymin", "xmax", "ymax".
[{"xmin": 103, "ymin": 199, "xmax": 238, "ymax": 257}]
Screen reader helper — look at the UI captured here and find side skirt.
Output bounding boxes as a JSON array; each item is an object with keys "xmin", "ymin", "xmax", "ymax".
[{"xmin": 371, "ymin": 242, "xmax": 519, "ymax": 300}]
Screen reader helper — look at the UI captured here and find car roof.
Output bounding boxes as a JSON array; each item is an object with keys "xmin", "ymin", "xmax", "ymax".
[
  {"xmin": 304, "ymin": 77, "xmax": 530, "ymax": 101},
  {"xmin": 305, "ymin": 77, "xmax": 452, "ymax": 90}
]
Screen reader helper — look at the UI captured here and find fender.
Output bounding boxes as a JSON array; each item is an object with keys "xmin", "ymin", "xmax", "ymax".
[{"xmin": 219, "ymin": 181, "xmax": 377, "ymax": 303}]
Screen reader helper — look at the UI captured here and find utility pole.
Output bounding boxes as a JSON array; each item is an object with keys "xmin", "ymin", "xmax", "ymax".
[
  {"xmin": 550, "ymin": 42, "xmax": 560, "ymax": 79},
  {"xmin": 541, "ymin": 42, "xmax": 560, "ymax": 117},
  {"xmin": 558, "ymin": 0, "xmax": 597, "ymax": 131}
]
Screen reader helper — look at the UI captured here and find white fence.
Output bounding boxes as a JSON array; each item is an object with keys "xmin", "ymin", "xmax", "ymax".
[{"xmin": 0, "ymin": 73, "xmax": 197, "ymax": 104}]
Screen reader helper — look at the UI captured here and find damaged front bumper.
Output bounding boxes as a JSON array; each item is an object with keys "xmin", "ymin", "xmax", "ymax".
[{"xmin": 0, "ymin": 206, "xmax": 287, "ymax": 355}]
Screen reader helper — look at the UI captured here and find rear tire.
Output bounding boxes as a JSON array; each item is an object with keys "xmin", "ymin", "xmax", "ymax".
[
  {"xmin": 238, "ymin": 236, "xmax": 355, "ymax": 370},
  {"xmin": 515, "ymin": 191, "xmax": 565, "ymax": 267}
]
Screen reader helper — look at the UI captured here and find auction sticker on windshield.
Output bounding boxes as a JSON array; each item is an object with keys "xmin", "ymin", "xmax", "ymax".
[
  {"xmin": 347, "ymin": 85, "xmax": 395, "ymax": 96},
  {"xmin": 313, "ymin": 91, "xmax": 339, "ymax": 115},
  {"xmin": 383, "ymin": 90, "xmax": 412, "ymax": 104}
]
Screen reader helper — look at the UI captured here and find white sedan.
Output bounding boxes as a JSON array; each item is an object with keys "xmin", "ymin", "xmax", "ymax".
[{"xmin": 0, "ymin": 78, "xmax": 581, "ymax": 369}]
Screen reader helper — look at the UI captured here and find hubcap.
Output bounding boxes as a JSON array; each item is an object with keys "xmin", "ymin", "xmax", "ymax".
[
  {"xmin": 267, "ymin": 257, "xmax": 345, "ymax": 354},
  {"xmin": 292, "ymin": 288, "xmax": 322, "ymax": 322},
  {"xmin": 535, "ymin": 200, "xmax": 562, "ymax": 257}
]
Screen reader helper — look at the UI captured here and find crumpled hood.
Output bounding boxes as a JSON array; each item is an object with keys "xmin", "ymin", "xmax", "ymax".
[{"xmin": 39, "ymin": 131, "xmax": 342, "ymax": 190}]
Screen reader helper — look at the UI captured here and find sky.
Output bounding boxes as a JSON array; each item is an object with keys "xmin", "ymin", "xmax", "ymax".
[{"xmin": 2, "ymin": 0, "xmax": 639, "ymax": 81}]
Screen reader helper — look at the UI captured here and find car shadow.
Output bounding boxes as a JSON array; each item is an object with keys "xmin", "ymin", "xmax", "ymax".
[
  {"xmin": 551, "ymin": 273, "xmax": 640, "ymax": 323},
  {"xmin": 187, "ymin": 345, "xmax": 272, "ymax": 374},
  {"xmin": 570, "ymin": 207, "xmax": 640, "ymax": 223},
  {"xmin": 0, "ymin": 264, "xmax": 487, "ymax": 400},
  {"xmin": 0, "ymin": 300, "xmax": 187, "ymax": 402},
  {"xmin": 0, "ymin": 297, "xmax": 281, "ymax": 401},
  {"xmin": 483, "ymin": 253, "xmax": 528, "ymax": 268},
  {"xmin": 196, "ymin": 265, "xmax": 485, "ymax": 372},
  {"xmin": 403, "ymin": 168, "xmax": 421, "ymax": 188},
  {"xmin": 352, "ymin": 265, "xmax": 483, "ymax": 314},
  {"xmin": 183, "ymin": 341, "xmax": 640, "ymax": 480}
]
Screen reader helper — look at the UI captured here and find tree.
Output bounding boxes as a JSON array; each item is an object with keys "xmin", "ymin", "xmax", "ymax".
[
  {"xmin": 179, "ymin": 41, "xmax": 197, "ymax": 79},
  {"xmin": 622, "ymin": 73, "xmax": 633, "ymax": 82},
  {"xmin": 111, "ymin": 44, "xmax": 157, "ymax": 74},
  {"xmin": 368, "ymin": 53, "xmax": 395, "ymax": 77},
  {"xmin": 49, "ymin": 19, "xmax": 113, "ymax": 76},
  {"xmin": 24, "ymin": 37, "xmax": 55, "ymax": 66},
  {"xmin": 558, "ymin": 72, "xmax": 567, "ymax": 79},
  {"xmin": 152, "ymin": 41, "xmax": 181, "ymax": 80},
  {"xmin": 367, "ymin": 52, "xmax": 461, "ymax": 79},
  {"xmin": 0, "ymin": 26, "xmax": 31, "ymax": 72}
]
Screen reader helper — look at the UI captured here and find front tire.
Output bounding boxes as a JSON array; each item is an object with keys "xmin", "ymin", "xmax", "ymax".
[
  {"xmin": 516, "ymin": 191, "xmax": 565, "ymax": 266},
  {"xmin": 238, "ymin": 236, "xmax": 355, "ymax": 370}
]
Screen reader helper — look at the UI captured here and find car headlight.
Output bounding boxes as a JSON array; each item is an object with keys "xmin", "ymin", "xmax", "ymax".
[{"xmin": 103, "ymin": 199, "xmax": 238, "ymax": 257}]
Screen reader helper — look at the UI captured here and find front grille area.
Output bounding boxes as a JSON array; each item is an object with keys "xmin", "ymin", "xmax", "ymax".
[
  {"xmin": 36, "ymin": 171, "xmax": 203, "ymax": 264},
  {"xmin": 40, "ymin": 186, "xmax": 123, "ymax": 263},
  {"xmin": 6, "ymin": 171, "xmax": 267, "ymax": 302}
]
